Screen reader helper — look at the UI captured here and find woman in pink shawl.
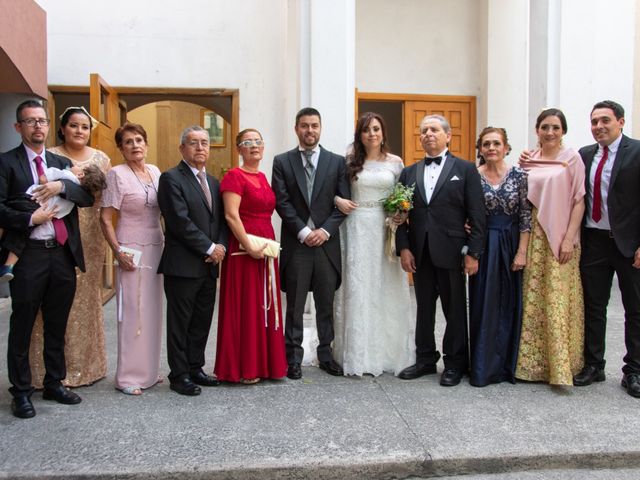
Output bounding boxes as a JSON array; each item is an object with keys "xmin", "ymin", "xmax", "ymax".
[{"xmin": 515, "ymin": 108, "xmax": 585, "ymax": 385}]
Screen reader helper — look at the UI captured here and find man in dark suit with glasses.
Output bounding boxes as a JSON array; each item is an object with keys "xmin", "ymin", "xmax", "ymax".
[{"xmin": 0, "ymin": 100, "xmax": 94, "ymax": 418}]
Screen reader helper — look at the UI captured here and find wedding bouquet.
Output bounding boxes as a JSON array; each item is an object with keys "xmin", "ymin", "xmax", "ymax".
[{"xmin": 381, "ymin": 182, "xmax": 415, "ymax": 260}]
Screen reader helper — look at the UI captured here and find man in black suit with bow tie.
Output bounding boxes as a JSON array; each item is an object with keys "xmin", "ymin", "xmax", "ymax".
[
  {"xmin": 396, "ymin": 114, "xmax": 485, "ymax": 386},
  {"xmin": 158, "ymin": 126, "xmax": 228, "ymax": 396},
  {"xmin": 573, "ymin": 100, "xmax": 640, "ymax": 398},
  {"xmin": 0, "ymin": 100, "xmax": 94, "ymax": 418}
]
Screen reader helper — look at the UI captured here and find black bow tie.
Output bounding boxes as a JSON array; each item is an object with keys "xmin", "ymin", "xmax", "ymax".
[{"xmin": 425, "ymin": 156, "xmax": 442, "ymax": 166}]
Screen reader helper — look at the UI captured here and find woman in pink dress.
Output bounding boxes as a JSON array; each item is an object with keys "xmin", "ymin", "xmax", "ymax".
[
  {"xmin": 214, "ymin": 128, "xmax": 287, "ymax": 384},
  {"xmin": 100, "ymin": 123, "xmax": 164, "ymax": 395}
]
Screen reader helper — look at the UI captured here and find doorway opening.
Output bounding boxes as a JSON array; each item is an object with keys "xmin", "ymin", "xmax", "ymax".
[{"xmin": 356, "ymin": 91, "xmax": 477, "ymax": 166}]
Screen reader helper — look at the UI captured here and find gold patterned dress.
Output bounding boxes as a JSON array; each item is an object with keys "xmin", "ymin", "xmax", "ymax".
[
  {"xmin": 515, "ymin": 148, "xmax": 585, "ymax": 385},
  {"xmin": 29, "ymin": 147, "xmax": 112, "ymax": 388}
]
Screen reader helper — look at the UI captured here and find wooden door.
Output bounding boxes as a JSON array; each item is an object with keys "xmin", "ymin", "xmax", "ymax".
[
  {"xmin": 404, "ymin": 99, "xmax": 476, "ymax": 166},
  {"xmin": 90, "ymin": 73, "xmax": 124, "ymax": 164},
  {"xmin": 89, "ymin": 73, "xmax": 125, "ymax": 300}
]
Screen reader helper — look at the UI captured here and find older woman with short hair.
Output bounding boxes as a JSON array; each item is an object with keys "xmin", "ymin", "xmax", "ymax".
[{"xmin": 100, "ymin": 122, "xmax": 164, "ymax": 395}]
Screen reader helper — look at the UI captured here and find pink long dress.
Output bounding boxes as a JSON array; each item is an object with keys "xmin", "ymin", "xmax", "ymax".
[{"xmin": 102, "ymin": 164, "xmax": 164, "ymax": 390}]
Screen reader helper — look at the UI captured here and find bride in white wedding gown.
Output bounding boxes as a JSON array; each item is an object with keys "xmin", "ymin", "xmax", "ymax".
[{"xmin": 333, "ymin": 112, "xmax": 415, "ymax": 376}]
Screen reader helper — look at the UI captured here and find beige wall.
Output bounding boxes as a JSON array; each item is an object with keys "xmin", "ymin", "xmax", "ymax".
[{"xmin": 127, "ymin": 101, "xmax": 232, "ymax": 178}]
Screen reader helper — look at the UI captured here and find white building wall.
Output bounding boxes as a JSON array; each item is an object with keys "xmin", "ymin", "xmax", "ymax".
[
  {"xmin": 27, "ymin": 0, "xmax": 640, "ymax": 164},
  {"xmin": 34, "ymin": 0, "xmax": 300, "ymax": 177},
  {"xmin": 355, "ymin": 0, "xmax": 482, "ymax": 96},
  {"xmin": 555, "ymin": 0, "xmax": 636, "ymax": 149},
  {"xmin": 485, "ymin": 0, "xmax": 530, "ymax": 155}
]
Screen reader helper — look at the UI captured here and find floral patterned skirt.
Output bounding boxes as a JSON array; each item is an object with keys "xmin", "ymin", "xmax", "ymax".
[{"xmin": 515, "ymin": 210, "xmax": 584, "ymax": 385}]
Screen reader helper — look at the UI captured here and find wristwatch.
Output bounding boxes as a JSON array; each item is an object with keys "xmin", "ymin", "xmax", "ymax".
[{"xmin": 467, "ymin": 251, "xmax": 481, "ymax": 260}]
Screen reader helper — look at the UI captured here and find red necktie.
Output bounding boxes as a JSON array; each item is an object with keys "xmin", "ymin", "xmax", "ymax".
[
  {"xmin": 591, "ymin": 146, "xmax": 608, "ymax": 223},
  {"xmin": 33, "ymin": 156, "xmax": 68, "ymax": 245}
]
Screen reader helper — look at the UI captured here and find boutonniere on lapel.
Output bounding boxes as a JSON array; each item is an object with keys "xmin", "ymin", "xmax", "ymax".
[{"xmin": 450, "ymin": 175, "xmax": 460, "ymax": 181}]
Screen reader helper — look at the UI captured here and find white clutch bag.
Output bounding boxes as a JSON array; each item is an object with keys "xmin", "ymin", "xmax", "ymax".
[{"xmin": 239, "ymin": 234, "xmax": 281, "ymax": 258}]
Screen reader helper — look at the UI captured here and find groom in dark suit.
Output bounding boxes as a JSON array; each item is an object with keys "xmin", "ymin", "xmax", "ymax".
[
  {"xmin": 0, "ymin": 100, "xmax": 94, "ymax": 418},
  {"xmin": 158, "ymin": 126, "xmax": 228, "ymax": 396},
  {"xmin": 272, "ymin": 107, "xmax": 350, "ymax": 379},
  {"xmin": 573, "ymin": 100, "xmax": 640, "ymax": 398},
  {"xmin": 396, "ymin": 114, "xmax": 485, "ymax": 387}
]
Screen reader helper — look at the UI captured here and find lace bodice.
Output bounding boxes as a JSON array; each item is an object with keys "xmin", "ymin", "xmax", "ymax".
[
  {"xmin": 480, "ymin": 166, "xmax": 532, "ymax": 232},
  {"xmin": 350, "ymin": 157, "xmax": 403, "ymax": 206}
]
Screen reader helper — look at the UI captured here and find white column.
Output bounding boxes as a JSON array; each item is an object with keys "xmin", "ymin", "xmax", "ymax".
[
  {"xmin": 556, "ymin": 0, "xmax": 636, "ymax": 147},
  {"xmin": 293, "ymin": 0, "xmax": 356, "ymax": 153},
  {"xmin": 483, "ymin": 0, "xmax": 531, "ymax": 156},
  {"xmin": 631, "ymin": 0, "xmax": 639, "ymax": 139}
]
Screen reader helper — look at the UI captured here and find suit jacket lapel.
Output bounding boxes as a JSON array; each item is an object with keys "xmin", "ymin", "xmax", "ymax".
[
  {"xmin": 609, "ymin": 135, "xmax": 628, "ymax": 192},
  {"xmin": 179, "ymin": 161, "xmax": 212, "ymax": 213},
  {"xmin": 310, "ymin": 147, "xmax": 329, "ymax": 203},
  {"xmin": 17, "ymin": 145, "xmax": 34, "ymax": 186},
  {"xmin": 583, "ymin": 144, "xmax": 598, "ymax": 194},
  {"xmin": 430, "ymin": 153, "xmax": 455, "ymax": 202},
  {"xmin": 414, "ymin": 159, "xmax": 428, "ymax": 205},
  {"xmin": 289, "ymin": 149, "xmax": 310, "ymax": 206}
]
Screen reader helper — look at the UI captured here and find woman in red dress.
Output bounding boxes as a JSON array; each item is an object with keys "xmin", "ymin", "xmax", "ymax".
[{"xmin": 214, "ymin": 128, "xmax": 288, "ymax": 384}]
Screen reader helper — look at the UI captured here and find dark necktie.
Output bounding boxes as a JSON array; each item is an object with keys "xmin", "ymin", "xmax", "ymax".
[
  {"xmin": 303, "ymin": 150, "xmax": 315, "ymax": 199},
  {"xmin": 33, "ymin": 156, "xmax": 68, "ymax": 245},
  {"xmin": 591, "ymin": 145, "xmax": 609, "ymax": 223},
  {"xmin": 425, "ymin": 156, "xmax": 442, "ymax": 166},
  {"xmin": 197, "ymin": 170, "xmax": 212, "ymax": 210}
]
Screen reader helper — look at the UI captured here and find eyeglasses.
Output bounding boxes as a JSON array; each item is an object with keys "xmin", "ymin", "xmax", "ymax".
[
  {"xmin": 19, "ymin": 118, "xmax": 50, "ymax": 127},
  {"xmin": 185, "ymin": 140, "xmax": 210, "ymax": 148},
  {"xmin": 238, "ymin": 139, "xmax": 264, "ymax": 148}
]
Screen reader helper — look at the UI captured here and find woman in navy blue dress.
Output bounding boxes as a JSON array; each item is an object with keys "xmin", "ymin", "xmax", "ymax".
[{"xmin": 469, "ymin": 127, "xmax": 531, "ymax": 386}]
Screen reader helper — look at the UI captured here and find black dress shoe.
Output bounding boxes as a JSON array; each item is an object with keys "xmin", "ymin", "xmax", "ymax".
[
  {"xmin": 170, "ymin": 377, "xmax": 201, "ymax": 396},
  {"xmin": 440, "ymin": 368, "xmax": 463, "ymax": 387},
  {"xmin": 43, "ymin": 385, "xmax": 82, "ymax": 405},
  {"xmin": 573, "ymin": 365, "xmax": 606, "ymax": 386},
  {"xmin": 287, "ymin": 363, "xmax": 302, "ymax": 380},
  {"xmin": 621, "ymin": 373, "xmax": 640, "ymax": 398},
  {"xmin": 190, "ymin": 370, "xmax": 221, "ymax": 387},
  {"xmin": 398, "ymin": 363, "xmax": 437, "ymax": 380},
  {"xmin": 11, "ymin": 396, "xmax": 35, "ymax": 419},
  {"xmin": 319, "ymin": 359, "xmax": 344, "ymax": 376}
]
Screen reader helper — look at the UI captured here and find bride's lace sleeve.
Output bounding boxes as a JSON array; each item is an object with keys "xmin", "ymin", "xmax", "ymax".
[{"xmin": 386, "ymin": 154, "xmax": 404, "ymax": 180}]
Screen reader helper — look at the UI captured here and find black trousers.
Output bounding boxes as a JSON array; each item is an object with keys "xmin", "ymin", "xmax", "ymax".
[
  {"xmin": 580, "ymin": 228, "xmax": 640, "ymax": 374},
  {"xmin": 7, "ymin": 240, "xmax": 77, "ymax": 397},
  {"xmin": 284, "ymin": 245, "xmax": 338, "ymax": 365},
  {"xmin": 164, "ymin": 274, "xmax": 217, "ymax": 382},
  {"xmin": 412, "ymin": 239, "xmax": 468, "ymax": 370}
]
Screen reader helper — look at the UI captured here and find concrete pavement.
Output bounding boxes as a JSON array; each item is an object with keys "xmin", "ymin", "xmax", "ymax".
[{"xmin": 0, "ymin": 283, "xmax": 639, "ymax": 479}]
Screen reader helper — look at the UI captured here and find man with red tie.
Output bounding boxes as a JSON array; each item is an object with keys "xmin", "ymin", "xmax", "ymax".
[
  {"xmin": 0, "ymin": 100, "xmax": 94, "ymax": 418},
  {"xmin": 574, "ymin": 100, "xmax": 640, "ymax": 398}
]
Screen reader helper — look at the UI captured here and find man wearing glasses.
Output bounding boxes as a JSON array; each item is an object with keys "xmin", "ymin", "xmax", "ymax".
[
  {"xmin": 0, "ymin": 100, "xmax": 94, "ymax": 418},
  {"xmin": 157, "ymin": 126, "xmax": 228, "ymax": 396}
]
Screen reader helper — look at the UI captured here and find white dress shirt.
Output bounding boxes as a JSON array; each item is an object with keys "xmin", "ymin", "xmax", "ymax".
[
  {"xmin": 24, "ymin": 146, "xmax": 56, "ymax": 240},
  {"xmin": 296, "ymin": 146, "xmax": 330, "ymax": 243},
  {"xmin": 585, "ymin": 134, "xmax": 622, "ymax": 230},
  {"xmin": 423, "ymin": 149, "xmax": 448, "ymax": 204}
]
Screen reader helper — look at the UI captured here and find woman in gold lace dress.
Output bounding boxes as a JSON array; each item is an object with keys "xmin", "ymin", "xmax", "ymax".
[
  {"xmin": 515, "ymin": 108, "xmax": 585, "ymax": 386},
  {"xmin": 29, "ymin": 106, "xmax": 112, "ymax": 388}
]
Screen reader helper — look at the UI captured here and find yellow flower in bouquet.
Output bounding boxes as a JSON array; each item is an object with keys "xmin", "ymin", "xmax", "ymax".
[{"xmin": 381, "ymin": 182, "xmax": 415, "ymax": 214}]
